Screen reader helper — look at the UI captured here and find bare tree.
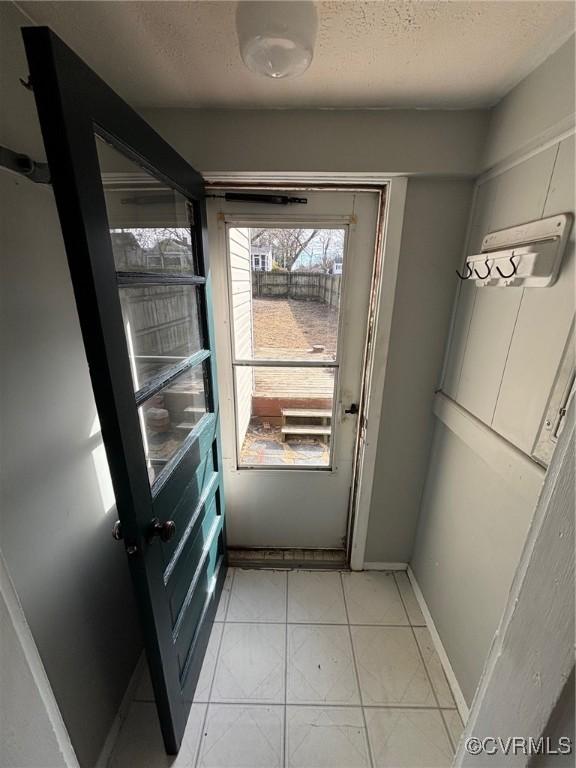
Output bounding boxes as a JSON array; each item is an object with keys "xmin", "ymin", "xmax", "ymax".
[
  {"xmin": 307, "ymin": 230, "xmax": 345, "ymax": 273},
  {"xmin": 126, "ymin": 227, "xmax": 191, "ymax": 250},
  {"xmin": 317, "ymin": 233, "xmax": 335, "ymax": 273},
  {"xmin": 111, "ymin": 227, "xmax": 192, "ymax": 270},
  {"xmin": 251, "ymin": 228, "xmax": 319, "ymax": 271}
]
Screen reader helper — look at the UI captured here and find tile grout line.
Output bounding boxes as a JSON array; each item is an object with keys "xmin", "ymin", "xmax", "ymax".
[
  {"xmin": 283, "ymin": 571, "xmax": 289, "ymax": 768},
  {"xmin": 340, "ymin": 571, "xmax": 374, "ymax": 768},
  {"xmin": 193, "ymin": 567, "xmax": 237, "ymax": 768},
  {"xmin": 440, "ymin": 709, "xmax": 458, "ymax": 754},
  {"xmin": 394, "ymin": 572, "xmax": 456, "ymax": 754},
  {"xmin": 283, "ymin": 571, "xmax": 290, "ymax": 768},
  {"xmin": 186, "ymin": 700, "xmax": 459, "ymax": 711},
  {"xmin": 223, "ymin": 620, "xmax": 419, "ymax": 627}
]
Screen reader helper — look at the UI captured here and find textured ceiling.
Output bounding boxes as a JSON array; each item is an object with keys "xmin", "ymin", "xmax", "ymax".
[{"xmin": 17, "ymin": 1, "xmax": 575, "ymax": 108}]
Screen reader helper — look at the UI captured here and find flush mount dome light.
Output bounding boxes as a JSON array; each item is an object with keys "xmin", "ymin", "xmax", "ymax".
[{"xmin": 236, "ymin": 1, "xmax": 318, "ymax": 79}]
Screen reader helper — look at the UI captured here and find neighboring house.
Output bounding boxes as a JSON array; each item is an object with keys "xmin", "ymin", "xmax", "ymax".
[
  {"xmin": 251, "ymin": 248, "xmax": 272, "ymax": 271},
  {"xmin": 292, "ymin": 241, "xmax": 344, "ymax": 273},
  {"xmin": 331, "ymin": 258, "xmax": 343, "ymax": 275},
  {"xmin": 111, "ymin": 230, "xmax": 191, "ymax": 271}
]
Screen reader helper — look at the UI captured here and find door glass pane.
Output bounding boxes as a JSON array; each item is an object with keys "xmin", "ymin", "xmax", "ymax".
[
  {"xmin": 140, "ymin": 364, "xmax": 208, "ymax": 484},
  {"xmin": 120, "ymin": 285, "xmax": 202, "ymax": 390},
  {"xmin": 96, "ymin": 135, "xmax": 197, "ymax": 274},
  {"xmin": 235, "ymin": 366, "xmax": 334, "ymax": 467},
  {"xmin": 229, "ymin": 227, "xmax": 346, "ymax": 362}
]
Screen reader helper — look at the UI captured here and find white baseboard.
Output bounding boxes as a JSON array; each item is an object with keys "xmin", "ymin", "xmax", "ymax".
[
  {"xmin": 95, "ymin": 652, "xmax": 146, "ymax": 768},
  {"xmin": 407, "ymin": 566, "xmax": 470, "ymax": 723},
  {"xmin": 363, "ymin": 561, "xmax": 408, "ymax": 571}
]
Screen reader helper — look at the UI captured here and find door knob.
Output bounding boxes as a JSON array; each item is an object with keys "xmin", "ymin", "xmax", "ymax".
[
  {"xmin": 149, "ymin": 518, "xmax": 176, "ymax": 543},
  {"xmin": 344, "ymin": 403, "xmax": 359, "ymax": 415},
  {"xmin": 112, "ymin": 520, "xmax": 123, "ymax": 540}
]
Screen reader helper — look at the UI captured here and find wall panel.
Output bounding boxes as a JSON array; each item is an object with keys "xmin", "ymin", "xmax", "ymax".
[
  {"xmin": 492, "ymin": 136, "xmax": 575, "ymax": 452},
  {"xmin": 452, "ymin": 146, "xmax": 559, "ymax": 425},
  {"xmin": 414, "ymin": 41, "xmax": 575, "ymax": 709}
]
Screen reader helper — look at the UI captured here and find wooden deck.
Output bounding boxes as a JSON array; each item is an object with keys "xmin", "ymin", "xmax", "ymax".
[
  {"xmin": 254, "ymin": 365, "xmax": 334, "ymax": 397},
  {"xmin": 252, "ymin": 363, "xmax": 334, "ymax": 417}
]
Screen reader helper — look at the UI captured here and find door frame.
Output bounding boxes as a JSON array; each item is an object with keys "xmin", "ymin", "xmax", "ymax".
[{"xmin": 205, "ymin": 174, "xmax": 408, "ymax": 568}]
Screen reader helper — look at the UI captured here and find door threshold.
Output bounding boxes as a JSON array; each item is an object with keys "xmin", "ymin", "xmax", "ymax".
[{"xmin": 227, "ymin": 547, "xmax": 347, "ymax": 570}]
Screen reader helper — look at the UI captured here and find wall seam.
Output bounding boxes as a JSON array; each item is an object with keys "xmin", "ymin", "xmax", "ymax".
[
  {"xmin": 490, "ymin": 292, "xmax": 524, "ymax": 427},
  {"xmin": 541, "ymin": 141, "xmax": 563, "ymax": 215}
]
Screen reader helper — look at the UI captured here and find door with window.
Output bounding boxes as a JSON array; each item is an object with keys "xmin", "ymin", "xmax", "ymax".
[
  {"xmin": 209, "ymin": 191, "xmax": 380, "ymax": 549},
  {"xmin": 24, "ymin": 28, "xmax": 225, "ymax": 754}
]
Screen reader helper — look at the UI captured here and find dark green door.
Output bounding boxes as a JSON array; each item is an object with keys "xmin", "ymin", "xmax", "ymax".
[{"xmin": 23, "ymin": 27, "xmax": 226, "ymax": 754}]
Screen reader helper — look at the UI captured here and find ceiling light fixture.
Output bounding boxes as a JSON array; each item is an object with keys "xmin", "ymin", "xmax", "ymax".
[{"xmin": 236, "ymin": 1, "xmax": 318, "ymax": 79}]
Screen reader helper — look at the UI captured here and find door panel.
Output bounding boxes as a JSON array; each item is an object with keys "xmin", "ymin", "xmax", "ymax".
[
  {"xmin": 23, "ymin": 27, "xmax": 226, "ymax": 753},
  {"xmin": 208, "ymin": 192, "xmax": 379, "ymax": 547}
]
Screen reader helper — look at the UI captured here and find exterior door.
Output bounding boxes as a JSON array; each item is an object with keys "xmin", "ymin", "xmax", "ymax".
[
  {"xmin": 209, "ymin": 191, "xmax": 379, "ymax": 548},
  {"xmin": 23, "ymin": 28, "xmax": 226, "ymax": 754}
]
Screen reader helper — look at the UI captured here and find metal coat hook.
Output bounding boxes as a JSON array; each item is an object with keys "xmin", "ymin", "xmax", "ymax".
[
  {"xmin": 455, "ymin": 263, "xmax": 472, "ymax": 280},
  {"xmin": 496, "ymin": 253, "xmax": 518, "ymax": 279},
  {"xmin": 474, "ymin": 259, "xmax": 491, "ymax": 280}
]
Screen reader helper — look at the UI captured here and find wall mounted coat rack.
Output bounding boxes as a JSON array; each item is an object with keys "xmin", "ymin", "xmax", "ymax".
[{"xmin": 456, "ymin": 213, "xmax": 572, "ymax": 287}]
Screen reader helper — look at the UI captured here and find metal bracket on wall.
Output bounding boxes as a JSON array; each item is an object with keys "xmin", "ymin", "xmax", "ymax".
[{"xmin": 0, "ymin": 145, "xmax": 51, "ymax": 184}]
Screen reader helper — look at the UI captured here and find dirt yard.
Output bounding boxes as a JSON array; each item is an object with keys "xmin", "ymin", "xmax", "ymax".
[{"xmin": 252, "ymin": 297, "xmax": 338, "ymax": 359}]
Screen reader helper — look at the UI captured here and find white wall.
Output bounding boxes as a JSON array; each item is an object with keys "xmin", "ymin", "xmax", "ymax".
[
  {"xmin": 412, "ymin": 37, "xmax": 575, "ymax": 705},
  {"xmin": 0, "ymin": 5, "xmax": 142, "ymax": 766},
  {"xmin": 0, "ymin": 553, "xmax": 79, "ymax": 768},
  {"xmin": 482, "ymin": 35, "xmax": 575, "ymax": 171},
  {"xmin": 144, "ymin": 108, "xmax": 489, "ymax": 178},
  {"xmin": 364, "ymin": 178, "xmax": 474, "ymax": 562},
  {"xmin": 228, "ymin": 227, "xmax": 254, "ymax": 450}
]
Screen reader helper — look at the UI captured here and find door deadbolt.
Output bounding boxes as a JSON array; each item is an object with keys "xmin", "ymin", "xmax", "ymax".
[{"xmin": 344, "ymin": 403, "xmax": 359, "ymax": 415}]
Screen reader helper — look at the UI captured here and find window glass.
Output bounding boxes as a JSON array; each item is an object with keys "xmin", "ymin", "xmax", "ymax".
[
  {"xmin": 229, "ymin": 227, "xmax": 346, "ymax": 362},
  {"xmin": 119, "ymin": 285, "xmax": 202, "ymax": 390},
  {"xmin": 96, "ymin": 135, "xmax": 197, "ymax": 274},
  {"xmin": 140, "ymin": 364, "xmax": 209, "ymax": 485},
  {"xmin": 235, "ymin": 366, "xmax": 334, "ymax": 468}
]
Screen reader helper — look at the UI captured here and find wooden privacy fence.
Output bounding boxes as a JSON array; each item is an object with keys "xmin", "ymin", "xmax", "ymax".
[{"xmin": 252, "ymin": 271, "xmax": 341, "ymax": 306}]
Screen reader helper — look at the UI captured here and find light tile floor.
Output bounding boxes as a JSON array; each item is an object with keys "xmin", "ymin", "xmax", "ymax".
[{"xmin": 110, "ymin": 569, "xmax": 465, "ymax": 768}]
